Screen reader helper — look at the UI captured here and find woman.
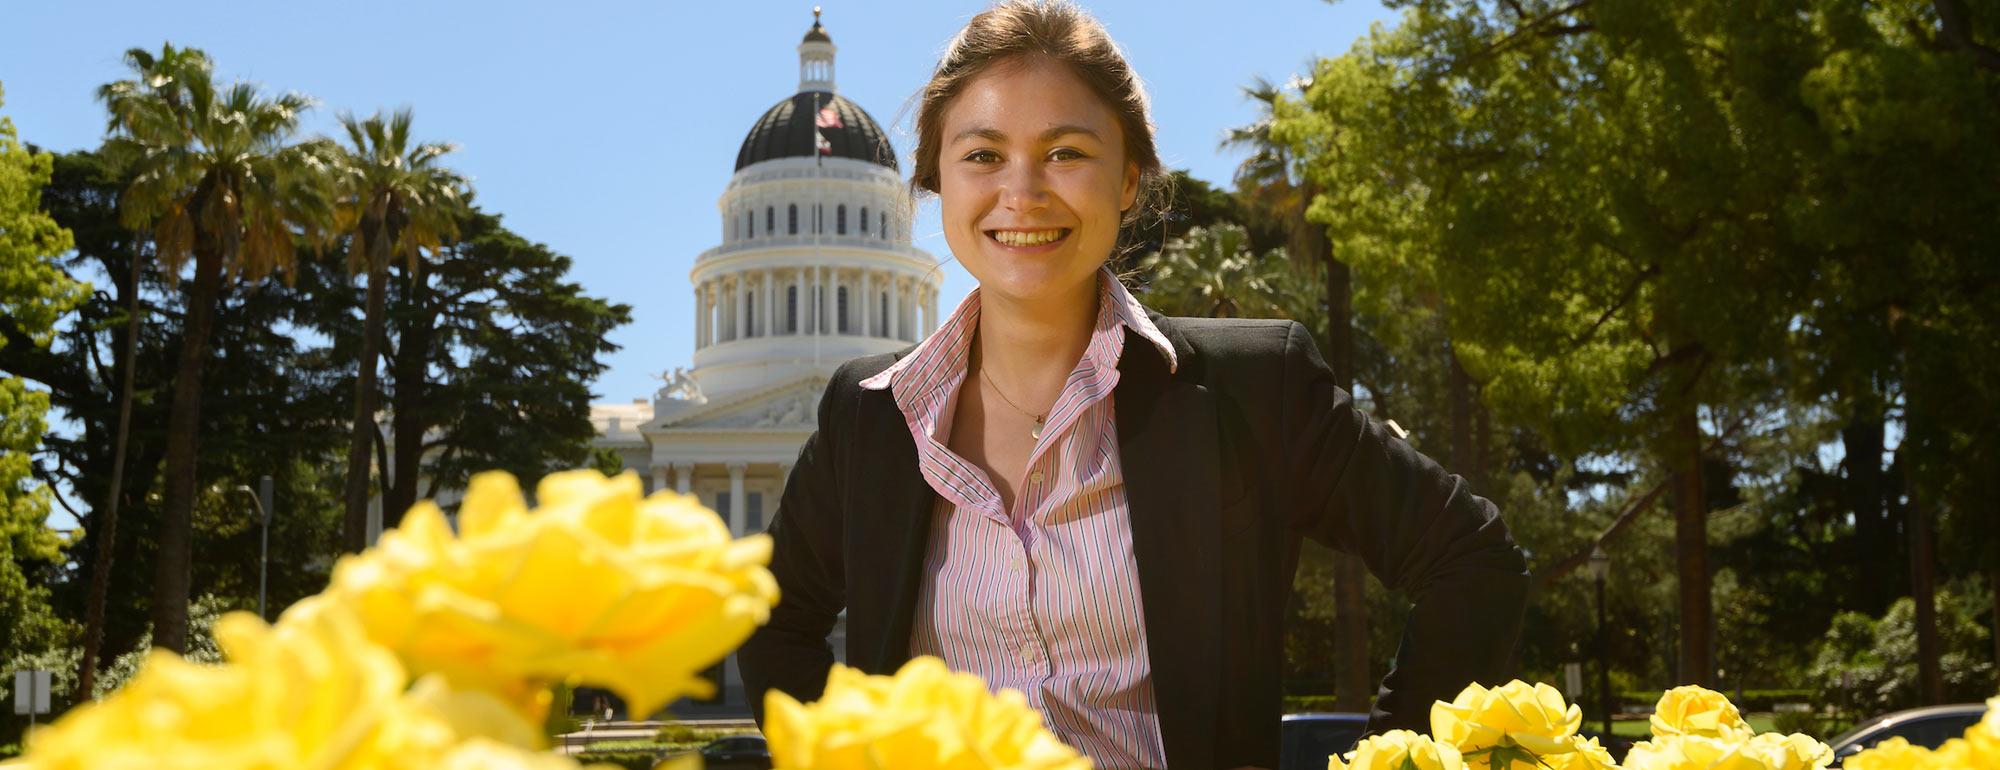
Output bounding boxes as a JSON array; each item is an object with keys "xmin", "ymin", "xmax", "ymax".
[{"xmin": 738, "ymin": 2, "xmax": 1531, "ymax": 768}]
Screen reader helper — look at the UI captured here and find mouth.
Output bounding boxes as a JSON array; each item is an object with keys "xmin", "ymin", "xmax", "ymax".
[{"xmin": 984, "ymin": 227, "xmax": 1072, "ymax": 251}]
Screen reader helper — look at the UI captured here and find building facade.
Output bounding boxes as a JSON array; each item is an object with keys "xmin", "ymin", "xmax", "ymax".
[{"xmin": 588, "ymin": 10, "xmax": 941, "ymax": 715}]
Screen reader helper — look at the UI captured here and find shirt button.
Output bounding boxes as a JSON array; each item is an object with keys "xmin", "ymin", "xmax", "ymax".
[
  {"xmin": 1029, "ymin": 470, "xmax": 1044, "ymax": 484},
  {"xmin": 1010, "ymin": 553, "xmax": 1026, "ymax": 571},
  {"xmin": 1018, "ymin": 644, "xmax": 1035, "ymax": 664}
]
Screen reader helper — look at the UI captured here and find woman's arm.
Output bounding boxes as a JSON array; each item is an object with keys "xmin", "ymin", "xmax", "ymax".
[
  {"xmin": 1277, "ymin": 321, "xmax": 1532, "ymax": 735},
  {"xmin": 736, "ymin": 368, "xmax": 849, "ymax": 726}
]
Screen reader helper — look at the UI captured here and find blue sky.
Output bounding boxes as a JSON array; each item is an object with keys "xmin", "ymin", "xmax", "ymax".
[{"xmin": 2, "ymin": 0, "xmax": 1396, "ymax": 408}]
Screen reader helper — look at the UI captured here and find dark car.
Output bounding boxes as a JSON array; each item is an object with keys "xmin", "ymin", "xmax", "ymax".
[
  {"xmin": 1281, "ymin": 712, "xmax": 1370, "ymax": 770},
  {"xmin": 1825, "ymin": 704, "xmax": 1987, "ymax": 767},
  {"xmin": 698, "ymin": 735, "xmax": 772, "ymax": 770}
]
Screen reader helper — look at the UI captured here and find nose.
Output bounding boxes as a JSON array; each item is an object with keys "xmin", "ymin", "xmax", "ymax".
[{"xmin": 998, "ymin": 158, "xmax": 1050, "ymax": 213}]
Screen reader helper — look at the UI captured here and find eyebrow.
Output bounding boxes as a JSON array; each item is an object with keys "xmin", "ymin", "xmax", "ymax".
[{"xmin": 950, "ymin": 124, "xmax": 1102, "ymax": 145}]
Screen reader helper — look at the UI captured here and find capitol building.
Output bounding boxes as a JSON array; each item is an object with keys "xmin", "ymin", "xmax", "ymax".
[{"xmin": 585, "ymin": 10, "xmax": 941, "ymax": 714}]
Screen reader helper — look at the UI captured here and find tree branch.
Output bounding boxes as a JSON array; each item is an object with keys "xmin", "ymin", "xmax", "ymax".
[
  {"xmin": 1935, "ymin": 0, "xmax": 2000, "ymax": 71},
  {"xmin": 1569, "ymin": 263, "xmax": 1660, "ymax": 350}
]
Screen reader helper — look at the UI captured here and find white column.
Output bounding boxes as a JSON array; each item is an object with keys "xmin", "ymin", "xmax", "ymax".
[
  {"xmin": 793, "ymin": 267, "xmax": 805, "ymax": 335},
  {"xmin": 673, "ymin": 461, "xmax": 693, "ymax": 495},
  {"xmin": 807, "ymin": 266, "xmax": 819, "ymax": 335},
  {"xmin": 819, "ymin": 267, "xmax": 831, "ymax": 334},
  {"xmin": 890, "ymin": 275, "xmax": 904, "ymax": 341},
  {"xmin": 778, "ymin": 461, "xmax": 794, "ymax": 500},
  {"xmin": 763, "ymin": 269, "xmax": 775, "ymax": 338},
  {"xmin": 727, "ymin": 462, "xmax": 747, "ymax": 536},
  {"xmin": 651, "ymin": 464, "xmax": 668, "ymax": 496},
  {"xmin": 694, "ymin": 285, "xmax": 705, "ymax": 348},
  {"xmin": 734, "ymin": 276, "xmax": 747, "ymax": 341},
  {"xmin": 861, "ymin": 270, "xmax": 873, "ymax": 337}
]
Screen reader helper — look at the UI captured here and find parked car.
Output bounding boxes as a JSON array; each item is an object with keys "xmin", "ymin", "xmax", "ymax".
[
  {"xmin": 1280, "ymin": 712, "xmax": 1369, "ymax": 770},
  {"xmin": 1825, "ymin": 704, "xmax": 1988, "ymax": 767},
  {"xmin": 698, "ymin": 734, "xmax": 772, "ymax": 770}
]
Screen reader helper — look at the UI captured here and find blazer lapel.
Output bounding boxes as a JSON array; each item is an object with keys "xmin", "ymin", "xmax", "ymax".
[
  {"xmin": 1117, "ymin": 314, "xmax": 1223, "ymax": 770},
  {"xmin": 846, "ymin": 351, "xmax": 938, "ymax": 676}
]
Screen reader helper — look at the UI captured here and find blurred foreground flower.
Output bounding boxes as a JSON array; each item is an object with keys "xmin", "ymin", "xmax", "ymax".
[
  {"xmin": 1431, "ymin": 680, "xmax": 1584, "ymax": 769},
  {"xmin": 1622, "ymin": 732, "xmax": 1830, "ymax": 770},
  {"xmin": 764, "ymin": 656, "xmax": 1090, "ymax": 770},
  {"xmin": 327, "ymin": 468, "xmax": 779, "ymax": 720},
  {"xmin": 3, "ymin": 597, "xmax": 585, "ymax": 769},
  {"xmin": 1328, "ymin": 730, "xmax": 1463, "ymax": 770}
]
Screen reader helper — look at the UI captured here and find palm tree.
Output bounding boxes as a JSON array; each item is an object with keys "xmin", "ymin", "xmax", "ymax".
[
  {"xmin": 330, "ymin": 109, "xmax": 468, "ymax": 553},
  {"xmin": 96, "ymin": 43, "xmax": 334, "ymax": 655},
  {"xmin": 1140, "ymin": 223, "xmax": 1306, "ymax": 320}
]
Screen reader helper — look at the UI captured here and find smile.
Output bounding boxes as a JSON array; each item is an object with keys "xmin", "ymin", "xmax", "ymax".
[{"xmin": 985, "ymin": 228, "xmax": 1072, "ymax": 249}]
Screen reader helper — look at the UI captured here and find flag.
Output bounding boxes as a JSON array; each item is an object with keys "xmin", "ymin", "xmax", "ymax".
[{"xmin": 814, "ymin": 104, "xmax": 840, "ymax": 156}]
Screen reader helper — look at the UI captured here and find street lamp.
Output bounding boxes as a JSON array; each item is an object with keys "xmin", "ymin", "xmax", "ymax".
[
  {"xmin": 232, "ymin": 476, "xmax": 274, "ymax": 620},
  {"xmin": 1588, "ymin": 544, "xmax": 1612, "ymax": 737}
]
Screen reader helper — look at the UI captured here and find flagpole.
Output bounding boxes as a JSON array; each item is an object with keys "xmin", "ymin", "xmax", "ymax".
[{"xmin": 813, "ymin": 90, "xmax": 823, "ymax": 368}]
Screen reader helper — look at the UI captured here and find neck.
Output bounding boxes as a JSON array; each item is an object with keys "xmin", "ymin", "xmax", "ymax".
[{"xmin": 974, "ymin": 272, "xmax": 1099, "ymax": 400}]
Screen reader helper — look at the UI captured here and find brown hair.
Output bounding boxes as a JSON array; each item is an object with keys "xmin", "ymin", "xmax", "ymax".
[{"xmin": 907, "ymin": 0, "xmax": 1170, "ymax": 240}]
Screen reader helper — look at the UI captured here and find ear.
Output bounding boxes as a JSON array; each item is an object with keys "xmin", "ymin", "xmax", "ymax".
[{"xmin": 1120, "ymin": 159, "xmax": 1140, "ymax": 212}]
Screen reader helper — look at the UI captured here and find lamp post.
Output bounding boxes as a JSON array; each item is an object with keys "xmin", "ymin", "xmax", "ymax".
[
  {"xmin": 234, "ymin": 476, "xmax": 274, "ymax": 620},
  {"xmin": 1589, "ymin": 544, "xmax": 1612, "ymax": 737}
]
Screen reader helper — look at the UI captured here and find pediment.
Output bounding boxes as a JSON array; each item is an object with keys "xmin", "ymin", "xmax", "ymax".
[{"xmin": 651, "ymin": 374, "xmax": 826, "ymax": 431}]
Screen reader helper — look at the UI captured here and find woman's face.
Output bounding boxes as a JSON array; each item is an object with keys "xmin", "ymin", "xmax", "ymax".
[{"xmin": 936, "ymin": 54, "xmax": 1140, "ymax": 307}]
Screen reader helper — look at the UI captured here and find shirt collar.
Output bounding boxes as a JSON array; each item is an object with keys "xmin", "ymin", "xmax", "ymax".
[{"xmin": 858, "ymin": 265, "xmax": 1177, "ymax": 396}]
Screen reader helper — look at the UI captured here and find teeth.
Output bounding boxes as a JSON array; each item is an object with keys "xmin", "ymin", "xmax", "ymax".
[{"xmin": 992, "ymin": 229, "xmax": 1065, "ymax": 246}]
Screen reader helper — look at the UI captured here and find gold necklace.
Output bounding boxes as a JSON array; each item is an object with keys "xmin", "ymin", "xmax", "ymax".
[{"xmin": 979, "ymin": 366, "xmax": 1047, "ymax": 440}]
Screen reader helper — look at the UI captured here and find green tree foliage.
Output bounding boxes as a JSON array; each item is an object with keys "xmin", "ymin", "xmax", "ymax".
[
  {"xmin": 1810, "ymin": 579, "xmax": 1995, "ymax": 722},
  {"xmin": 0, "ymin": 81, "xmax": 85, "ymax": 667},
  {"xmin": 1272, "ymin": 0, "xmax": 2000, "ymax": 692}
]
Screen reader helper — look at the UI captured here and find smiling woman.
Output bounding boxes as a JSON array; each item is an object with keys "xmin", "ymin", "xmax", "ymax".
[{"xmin": 737, "ymin": 3, "xmax": 1535, "ymax": 770}]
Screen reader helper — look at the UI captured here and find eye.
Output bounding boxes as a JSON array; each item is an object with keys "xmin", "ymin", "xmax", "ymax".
[
  {"xmin": 1050, "ymin": 147, "xmax": 1085, "ymax": 161},
  {"xmin": 962, "ymin": 150, "xmax": 999, "ymax": 164}
]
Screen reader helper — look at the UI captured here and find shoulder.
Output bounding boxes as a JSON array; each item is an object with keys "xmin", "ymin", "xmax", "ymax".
[{"xmin": 1149, "ymin": 312, "xmax": 1310, "ymax": 370}]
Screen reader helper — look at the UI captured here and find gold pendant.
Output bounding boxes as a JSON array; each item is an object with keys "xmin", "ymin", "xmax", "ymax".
[{"xmin": 1031, "ymin": 418, "xmax": 1043, "ymax": 441}]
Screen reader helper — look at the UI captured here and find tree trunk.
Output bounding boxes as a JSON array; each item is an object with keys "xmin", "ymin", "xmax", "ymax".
[
  {"xmin": 1671, "ymin": 406, "xmax": 1711, "ymax": 686},
  {"xmin": 1449, "ymin": 350, "xmax": 1473, "ymax": 478},
  {"xmin": 1990, "ymin": 569, "xmax": 1999, "ymax": 692},
  {"xmin": 1473, "ymin": 397, "xmax": 1492, "ymax": 492},
  {"xmin": 1842, "ymin": 385, "xmax": 1893, "ymax": 613},
  {"xmin": 1908, "ymin": 463, "xmax": 1943, "ymax": 704},
  {"xmin": 79, "ymin": 245, "xmax": 143, "ymax": 695},
  {"xmin": 342, "ymin": 245, "xmax": 388, "ymax": 553},
  {"xmin": 149, "ymin": 238, "xmax": 225, "ymax": 655},
  {"xmin": 386, "ymin": 266, "xmax": 429, "ymax": 526}
]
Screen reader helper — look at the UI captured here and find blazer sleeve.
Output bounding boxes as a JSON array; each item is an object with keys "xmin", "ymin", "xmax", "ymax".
[
  {"xmin": 1277, "ymin": 320, "xmax": 1532, "ymax": 735},
  {"xmin": 737, "ymin": 365, "xmax": 849, "ymax": 726}
]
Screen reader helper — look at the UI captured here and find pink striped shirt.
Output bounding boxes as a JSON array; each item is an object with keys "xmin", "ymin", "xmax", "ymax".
[{"xmin": 857, "ymin": 266, "xmax": 1177, "ymax": 770}]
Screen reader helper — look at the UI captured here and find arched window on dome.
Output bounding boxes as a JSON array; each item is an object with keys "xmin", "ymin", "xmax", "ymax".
[
  {"xmin": 788, "ymin": 204, "xmax": 798, "ymax": 235},
  {"xmin": 766, "ymin": 206, "xmax": 774, "ymax": 235},
  {"xmin": 880, "ymin": 212, "xmax": 888, "ymax": 240},
  {"xmin": 787, "ymin": 286, "xmax": 798, "ymax": 333},
  {"xmin": 860, "ymin": 206, "xmax": 869, "ymax": 234},
  {"xmin": 747, "ymin": 210, "xmax": 755, "ymax": 238},
  {"xmin": 837, "ymin": 204, "xmax": 847, "ymax": 235},
  {"xmin": 836, "ymin": 286, "xmax": 849, "ymax": 334}
]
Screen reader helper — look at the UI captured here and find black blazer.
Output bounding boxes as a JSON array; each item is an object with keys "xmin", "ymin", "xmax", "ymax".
[{"xmin": 738, "ymin": 312, "xmax": 1531, "ymax": 770}]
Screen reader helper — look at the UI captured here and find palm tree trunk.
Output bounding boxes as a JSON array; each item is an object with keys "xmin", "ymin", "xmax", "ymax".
[
  {"xmin": 150, "ymin": 239, "xmax": 225, "ymax": 654},
  {"xmin": 79, "ymin": 245, "xmax": 143, "ymax": 694},
  {"xmin": 1671, "ymin": 405, "xmax": 1711, "ymax": 686},
  {"xmin": 386, "ymin": 261, "xmax": 431, "ymax": 525},
  {"xmin": 343, "ymin": 249, "xmax": 388, "ymax": 553}
]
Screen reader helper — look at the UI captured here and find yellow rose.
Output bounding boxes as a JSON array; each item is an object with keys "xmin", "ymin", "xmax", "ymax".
[
  {"xmin": 1431, "ymin": 680, "xmax": 1583, "ymax": 768},
  {"xmin": 1328, "ymin": 730, "xmax": 1464, "ymax": 770},
  {"xmin": 1840, "ymin": 737, "xmax": 1936, "ymax": 770},
  {"xmin": 5, "ymin": 597, "xmax": 583, "ymax": 770},
  {"xmin": 327, "ymin": 468, "xmax": 779, "ymax": 720},
  {"xmin": 1623, "ymin": 732, "xmax": 1831, "ymax": 770},
  {"xmin": 1544, "ymin": 735, "xmax": 1618, "ymax": 770},
  {"xmin": 1651, "ymin": 685, "xmax": 1752, "ymax": 740},
  {"xmin": 764, "ymin": 656, "xmax": 1090, "ymax": 770},
  {"xmin": 1964, "ymin": 696, "xmax": 2000, "ymax": 767}
]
